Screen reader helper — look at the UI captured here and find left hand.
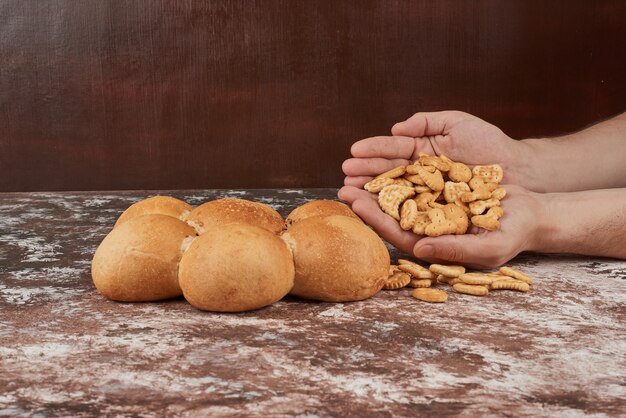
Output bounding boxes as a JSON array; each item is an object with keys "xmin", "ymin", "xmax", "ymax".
[{"xmin": 339, "ymin": 184, "xmax": 543, "ymax": 269}]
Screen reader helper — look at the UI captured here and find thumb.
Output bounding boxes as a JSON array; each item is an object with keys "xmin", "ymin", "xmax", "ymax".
[
  {"xmin": 391, "ymin": 110, "xmax": 470, "ymax": 138},
  {"xmin": 412, "ymin": 234, "xmax": 508, "ymax": 269}
]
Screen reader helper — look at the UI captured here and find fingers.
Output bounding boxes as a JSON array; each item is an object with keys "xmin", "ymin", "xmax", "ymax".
[
  {"xmin": 350, "ymin": 136, "xmax": 434, "ymax": 159},
  {"xmin": 342, "ymin": 157, "xmax": 412, "ymax": 177},
  {"xmin": 412, "ymin": 232, "xmax": 514, "ymax": 269},
  {"xmin": 343, "ymin": 176, "xmax": 372, "ymax": 188},
  {"xmin": 338, "ymin": 186, "xmax": 421, "ymax": 254},
  {"xmin": 391, "ymin": 110, "xmax": 472, "ymax": 138},
  {"xmin": 337, "ymin": 185, "xmax": 377, "ymax": 204}
]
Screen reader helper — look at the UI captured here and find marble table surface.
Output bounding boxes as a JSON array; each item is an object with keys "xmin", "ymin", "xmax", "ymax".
[{"xmin": 0, "ymin": 189, "xmax": 625, "ymax": 417}]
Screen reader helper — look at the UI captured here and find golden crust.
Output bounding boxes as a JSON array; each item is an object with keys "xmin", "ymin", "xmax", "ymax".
[
  {"xmin": 179, "ymin": 223, "xmax": 295, "ymax": 312},
  {"xmin": 114, "ymin": 196, "xmax": 193, "ymax": 228},
  {"xmin": 284, "ymin": 215, "xmax": 390, "ymax": 302},
  {"xmin": 92, "ymin": 214, "xmax": 197, "ymax": 302},
  {"xmin": 185, "ymin": 198, "xmax": 284, "ymax": 235},
  {"xmin": 285, "ymin": 200, "xmax": 360, "ymax": 227}
]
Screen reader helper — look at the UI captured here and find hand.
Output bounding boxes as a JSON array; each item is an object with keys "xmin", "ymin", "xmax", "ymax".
[
  {"xmin": 339, "ymin": 185, "xmax": 543, "ymax": 269},
  {"xmin": 342, "ymin": 111, "xmax": 531, "ymax": 190},
  {"xmin": 411, "ymin": 185, "xmax": 543, "ymax": 268}
]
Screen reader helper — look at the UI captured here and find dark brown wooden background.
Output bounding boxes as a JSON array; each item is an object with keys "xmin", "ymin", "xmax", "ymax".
[{"xmin": 1, "ymin": 0, "xmax": 625, "ymax": 192}]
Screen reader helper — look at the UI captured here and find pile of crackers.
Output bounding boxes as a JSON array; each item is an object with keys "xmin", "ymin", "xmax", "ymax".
[
  {"xmin": 384, "ymin": 259, "xmax": 533, "ymax": 302},
  {"xmin": 364, "ymin": 153, "xmax": 506, "ymax": 235}
]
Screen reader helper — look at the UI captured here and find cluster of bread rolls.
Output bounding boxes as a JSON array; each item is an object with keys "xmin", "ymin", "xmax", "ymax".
[{"xmin": 91, "ymin": 196, "xmax": 390, "ymax": 312}]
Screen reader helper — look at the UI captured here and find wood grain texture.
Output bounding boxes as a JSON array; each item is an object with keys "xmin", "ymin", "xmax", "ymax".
[{"xmin": 1, "ymin": 1, "xmax": 625, "ymax": 191}]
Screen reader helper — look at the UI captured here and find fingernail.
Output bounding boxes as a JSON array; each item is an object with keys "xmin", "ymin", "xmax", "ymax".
[{"xmin": 415, "ymin": 245, "xmax": 434, "ymax": 257}]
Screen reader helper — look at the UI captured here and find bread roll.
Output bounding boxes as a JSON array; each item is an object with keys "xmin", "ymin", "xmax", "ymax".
[
  {"xmin": 92, "ymin": 214, "xmax": 196, "ymax": 301},
  {"xmin": 282, "ymin": 215, "xmax": 389, "ymax": 302},
  {"xmin": 285, "ymin": 199, "xmax": 361, "ymax": 227},
  {"xmin": 185, "ymin": 198, "xmax": 284, "ymax": 234},
  {"xmin": 178, "ymin": 223, "xmax": 294, "ymax": 312},
  {"xmin": 114, "ymin": 196, "xmax": 192, "ymax": 228}
]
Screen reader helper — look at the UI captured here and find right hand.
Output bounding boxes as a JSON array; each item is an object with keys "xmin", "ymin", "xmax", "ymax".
[{"xmin": 342, "ymin": 110, "xmax": 531, "ymax": 190}]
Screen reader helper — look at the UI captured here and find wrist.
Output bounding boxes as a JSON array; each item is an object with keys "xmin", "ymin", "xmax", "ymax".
[
  {"xmin": 526, "ymin": 191, "xmax": 562, "ymax": 253},
  {"xmin": 515, "ymin": 138, "xmax": 548, "ymax": 192}
]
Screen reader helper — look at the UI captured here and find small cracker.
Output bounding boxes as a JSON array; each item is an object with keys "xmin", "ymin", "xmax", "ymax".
[
  {"xmin": 459, "ymin": 273, "xmax": 495, "ymax": 286},
  {"xmin": 393, "ymin": 178, "xmax": 414, "ymax": 188},
  {"xmin": 499, "ymin": 266, "xmax": 533, "ymax": 285},
  {"xmin": 442, "ymin": 203, "xmax": 469, "ymax": 235},
  {"xmin": 378, "ymin": 185, "xmax": 416, "ymax": 220},
  {"xmin": 435, "ymin": 274, "xmax": 447, "ymax": 284},
  {"xmin": 472, "ymin": 164, "xmax": 504, "ymax": 183},
  {"xmin": 471, "ymin": 214, "xmax": 500, "ymax": 231},
  {"xmin": 425, "ymin": 208, "xmax": 456, "ymax": 237},
  {"xmin": 429, "ymin": 264, "xmax": 466, "ymax": 277},
  {"xmin": 398, "ymin": 259, "xmax": 427, "ymax": 268},
  {"xmin": 383, "ymin": 272, "xmax": 411, "ymax": 290},
  {"xmin": 486, "ymin": 206, "xmax": 504, "ymax": 219},
  {"xmin": 403, "ymin": 173, "xmax": 426, "ymax": 186},
  {"xmin": 469, "ymin": 198, "xmax": 500, "ymax": 215},
  {"xmin": 415, "ymin": 192, "xmax": 436, "ymax": 211},
  {"xmin": 491, "ymin": 187, "xmax": 507, "ymax": 200},
  {"xmin": 460, "ymin": 186, "xmax": 492, "ymax": 203},
  {"xmin": 439, "ymin": 155, "xmax": 454, "ymax": 164},
  {"xmin": 454, "ymin": 200, "xmax": 471, "ymax": 215},
  {"xmin": 448, "ymin": 162, "xmax": 472, "ymax": 183},
  {"xmin": 364, "ymin": 177, "xmax": 394, "ymax": 193},
  {"xmin": 490, "ymin": 280, "xmax": 530, "ymax": 292},
  {"xmin": 398, "ymin": 263, "xmax": 436, "ymax": 280},
  {"xmin": 419, "ymin": 154, "xmax": 450, "ymax": 172},
  {"xmin": 468, "ymin": 177, "xmax": 485, "ymax": 191},
  {"xmin": 405, "ymin": 163, "xmax": 421, "ymax": 175},
  {"xmin": 437, "ymin": 275, "xmax": 460, "ymax": 285},
  {"xmin": 412, "ymin": 211, "xmax": 431, "ymax": 235},
  {"xmin": 486, "ymin": 272, "xmax": 508, "ymax": 279},
  {"xmin": 453, "ymin": 283, "xmax": 489, "ymax": 296},
  {"xmin": 416, "ymin": 166, "xmax": 445, "ymax": 192},
  {"xmin": 408, "ymin": 278, "xmax": 433, "ymax": 288},
  {"xmin": 411, "ymin": 288, "xmax": 448, "ymax": 303},
  {"xmin": 484, "ymin": 182, "xmax": 499, "ymax": 192},
  {"xmin": 388, "ymin": 265, "xmax": 401, "ymax": 275},
  {"xmin": 375, "ymin": 165, "xmax": 407, "ymax": 180},
  {"xmin": 443, "ymin": 181, "xmax": 471, "ymax": 204},
  {"xmin": 468, "ymin": 178, "xmax": 498, "ymax": 193},
  {"xmin": 400, "ymin": 199, "xmax": 419, "ymax": 231},
  {"xmin": 420, "ymin": 164, "xmax": 437, "ymax": 173}
]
